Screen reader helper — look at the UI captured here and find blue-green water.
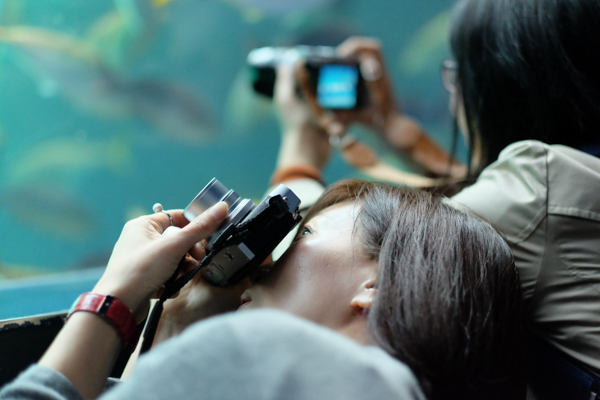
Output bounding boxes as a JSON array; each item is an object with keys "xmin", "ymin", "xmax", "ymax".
[{"xmin": 0, "ymin": 0, "xmax": 460, "ymax": 319}]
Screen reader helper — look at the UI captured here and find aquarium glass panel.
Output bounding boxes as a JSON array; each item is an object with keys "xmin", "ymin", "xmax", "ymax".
[{"xmin": 0, "ymin": 0, "xmax": 459, "ymax": 319}]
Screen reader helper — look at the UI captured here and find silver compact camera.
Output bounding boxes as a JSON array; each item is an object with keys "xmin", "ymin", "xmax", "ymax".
[
  {"xmin": 182, "ymin": 178, "xmax": 301, "ymax": 286},
  {"xmin": 247, "ymin": 45, "xmax": 368, "ymax": 109}
]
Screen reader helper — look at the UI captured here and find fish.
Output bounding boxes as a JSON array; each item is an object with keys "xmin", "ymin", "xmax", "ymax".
[
  {"xmin": 0, "ymin": 26, "xmax": 214, "ymax": 144},
  {"xmin": 125, "ymin": 79, "xmax": 215, "ymax": 143},
  {"xmin": 397, "ymin": 10, "xmax": 452, "ymax": 77},
  {"xmin": 0, "ymin": 186, "xmax": 97, "ymax": 239},
  {"xmin": 0, "ymin": 26, "xmax": 132, "ymax": 117},
  {"xmin": 7, "ymin": 136, "xmax": 132, "ymax": 186}
]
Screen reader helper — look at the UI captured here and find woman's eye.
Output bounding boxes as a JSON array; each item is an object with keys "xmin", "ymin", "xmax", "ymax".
[{"xmin": 297, "ymin": 226, "xmax": 312, "ymax": 238}]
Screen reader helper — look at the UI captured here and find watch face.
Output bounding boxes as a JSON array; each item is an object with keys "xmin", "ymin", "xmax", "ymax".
[{"xmin": 96, "ymin": 295, "xmax": 114, "ymax": 316}]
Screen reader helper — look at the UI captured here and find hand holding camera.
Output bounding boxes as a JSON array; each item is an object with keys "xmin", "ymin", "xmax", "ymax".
[
  {"xmin": 273, "ymin": 63, "xmax": 332, "ymax": 171},
  {"xmin": 248, "ymin": 38, "xmax": 402, "ymax": 136},
  {"xmin": 250, "ymin": 37, "xmax": 465, "ymax": 181},
  {"xmin": 92, "ymin": 202, "xmax": 230, "ymax": 324},
  {"xmin": 138, "ymin": 178, "xmax": 302, "ymax": 351}
]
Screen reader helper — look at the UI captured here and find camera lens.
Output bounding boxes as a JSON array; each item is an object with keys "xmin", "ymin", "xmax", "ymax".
[
  {"xmin": 183, "ymin": 178, "xmax": 228, "ymax": 220},
  {"xmin": 183, "ymin": 178, "xmax": 255, "ymax": 251}
]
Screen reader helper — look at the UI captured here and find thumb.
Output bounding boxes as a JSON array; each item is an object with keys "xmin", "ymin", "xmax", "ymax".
[{"xmin": 171, "ymin": 202, "xmax": 229, "ymax": 252}]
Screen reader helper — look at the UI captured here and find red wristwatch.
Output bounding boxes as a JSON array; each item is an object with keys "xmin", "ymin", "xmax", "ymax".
[{"xmin": 67, "ymin": 292, "xmax": 138, "ymax": 349}]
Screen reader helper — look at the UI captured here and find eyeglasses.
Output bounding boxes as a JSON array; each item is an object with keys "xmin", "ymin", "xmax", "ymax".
[{"xmin": 441, "ymin": 60, "xmax": 457, "ymax": 92}]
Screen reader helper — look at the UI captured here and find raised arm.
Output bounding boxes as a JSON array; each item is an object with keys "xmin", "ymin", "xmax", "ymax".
[
  {"xmin": 33, "ymin": 203, "xmax": 229, "ymax": 400},
  {"xmin": 334, "ymin": 37, "xmax": 466, "ymax": 178}
]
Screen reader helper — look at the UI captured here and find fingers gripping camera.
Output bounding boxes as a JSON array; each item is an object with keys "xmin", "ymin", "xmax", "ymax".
[
  {"xmin": 141, "ymin": 178, "xmax": 302, "ymax": 353},
  {"xmin": 182, "ymin": 178, "xmax": 301, "ymax": 286}
]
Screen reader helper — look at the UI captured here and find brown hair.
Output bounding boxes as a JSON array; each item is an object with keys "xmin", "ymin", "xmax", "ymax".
[{"xmin": 302, "ymin": 179, "xmax": 526, "ymax": 400}]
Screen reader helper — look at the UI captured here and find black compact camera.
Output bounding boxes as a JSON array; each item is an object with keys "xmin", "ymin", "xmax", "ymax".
[
  {"xmin": 141, "ymin": 177, "xmax": 302, "ymax": 353},
  {"xmin": 181, "ymin": 178, "xmax": 301, "ymax": 287},
  {"xmin": 247, "ymin": 46, "xmax": 369, "ymax": 110}
]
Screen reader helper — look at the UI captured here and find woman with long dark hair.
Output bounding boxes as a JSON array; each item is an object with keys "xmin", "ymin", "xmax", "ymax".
[{"xmin": 267, "ymin": 0, "xmax": 600, "ymax": 398}]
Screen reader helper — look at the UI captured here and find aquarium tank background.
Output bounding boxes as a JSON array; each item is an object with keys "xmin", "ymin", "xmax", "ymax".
[{"xmin": 0, "ymin": 0, "xmax": 460, "ymax": 318}]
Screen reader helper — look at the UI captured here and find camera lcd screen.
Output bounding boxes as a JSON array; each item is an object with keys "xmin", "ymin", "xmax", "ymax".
[{"xmin": 316, "ymin": 64, "xmax": 359, "ymax": 109}]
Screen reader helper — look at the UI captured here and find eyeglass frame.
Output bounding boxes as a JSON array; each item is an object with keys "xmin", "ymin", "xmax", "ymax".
[{"xmin": 441, "ymin": 60, "xmax": 458, "ymax": 93}]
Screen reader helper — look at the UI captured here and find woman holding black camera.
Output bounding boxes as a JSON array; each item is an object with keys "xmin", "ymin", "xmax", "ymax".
[
  {"xmin": 270, "ymin": 0, "xmax": 600, "ymax": 398},
  {"xmin": 0, "ymin": 175, "xmax": 526, "ymax": 400}
]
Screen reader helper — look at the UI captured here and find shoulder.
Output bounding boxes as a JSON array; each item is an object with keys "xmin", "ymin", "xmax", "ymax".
[
  {"xmin": 544, "ymin": 144, "xmax": 600, "ymax": 221},
  {"xmin": 452, "ymin": 140, "xmax": 550, "ymax": 242},
  {"xmin": 169, "ymin": 310, "xmax": 415, "ymax": 379},
  {"xmin": 102, "ymin": 310, "xmax": 425, "ymax": 400},
  {"xmin": 497, "ymin": 139, "xmax": 549, "ymax": 160},
  {"xmin": 453, "ymin": 140, "xmax": 600, "ymax": 241}
]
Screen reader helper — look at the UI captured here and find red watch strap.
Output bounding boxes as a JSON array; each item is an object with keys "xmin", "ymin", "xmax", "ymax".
[{"xmin": 67, "ymin": 292, "xmax": 138, "ymax": 348}]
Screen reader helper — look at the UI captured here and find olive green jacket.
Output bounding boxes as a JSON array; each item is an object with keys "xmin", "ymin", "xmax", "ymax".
[{"xmin": 454, "ymin": 140, "xmax": 600, "ymax": 376}]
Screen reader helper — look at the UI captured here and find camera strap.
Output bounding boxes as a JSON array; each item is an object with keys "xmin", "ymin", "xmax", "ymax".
[{"xmin": 138, "ymin": 253, "xmax": 214, "ymax": 354}]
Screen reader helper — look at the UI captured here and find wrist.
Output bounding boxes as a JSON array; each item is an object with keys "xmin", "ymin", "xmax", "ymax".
[
  {"xmin": 277, "ymin": 126, "xmax": 330, "ymax": 171},
  {"xmin": 67, "ymin": 292, "xmax": 139, "ymax": 350},
  {"xmin": 92, "ymin": 280, "xmax": 138, "ymax": 314},
  {"xmin": 93, "ymin": 266, "xmax": 154, "ymax": 316},
  {"xmin": 270, "ymin": 164, "xmax": 323, "ymax": 185}
]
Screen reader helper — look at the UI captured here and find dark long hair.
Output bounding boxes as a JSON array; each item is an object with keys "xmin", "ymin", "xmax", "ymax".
[
  {"xmin": 449, "ymin": 0, "xmax": 600, "ymax": 171},
  {"xmin": 303, "ymin": 180, "xmax": 526, "ymax": 399}
]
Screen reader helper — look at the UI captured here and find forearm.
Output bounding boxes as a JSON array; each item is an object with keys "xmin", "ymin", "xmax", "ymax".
[
  {"xmin": 276, "ymin": 125, "xmax": 330, "ymax": 171},
  {"xmin": 38, "ymin": 312, "xmax": 122, "ymax": 400},
  {"xmin": 383, "ymin": 114, "xmax": 466, "ymax": 177}
]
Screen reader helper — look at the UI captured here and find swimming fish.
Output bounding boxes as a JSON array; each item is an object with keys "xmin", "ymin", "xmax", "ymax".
[
  {"xmin": 0, "ymin": 26, "xmax": 214, "ymax": 144},
  {"xmin": 0, "ymin": 186, "xmax": 97, "ymax": 239},
  {"xmin": 0, "ymin": 26, "xmax": 132, "ymax": 117},
  {"xmin": 125, "ymin": 79, "xmax": 215, "ymax": 143},
  {"xmin": 7, "ymin": 136, "xmax": 132, "ymax": 186},
  {"xmin": 397, "ymin": 10, "xmax": 452, "ymax": 77}
]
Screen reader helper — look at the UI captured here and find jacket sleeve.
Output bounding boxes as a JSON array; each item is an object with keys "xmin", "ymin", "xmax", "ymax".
[
  {"xmin": 452, "ymin": 140, "xmax": 549, "ymax": 299},
  {"xmin": 0, "ymin": 365, "xmax": 84, "ymax": 400},
  {"xmin": 98, "ymin": 310, "xmax": 425, "ymax": 400}
]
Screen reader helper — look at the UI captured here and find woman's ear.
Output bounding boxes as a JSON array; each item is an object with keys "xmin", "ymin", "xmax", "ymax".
[{"xmin": 350, "ymin": 279, "xmax": 377, "ymax": 312}]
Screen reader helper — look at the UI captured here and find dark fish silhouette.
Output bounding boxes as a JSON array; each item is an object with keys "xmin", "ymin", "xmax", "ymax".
[{"xmin": 0, "ymin": 26, "xmax": 214, "ymax": 144}]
